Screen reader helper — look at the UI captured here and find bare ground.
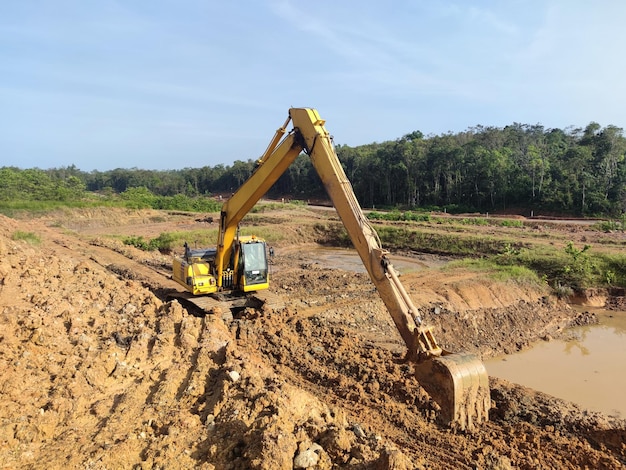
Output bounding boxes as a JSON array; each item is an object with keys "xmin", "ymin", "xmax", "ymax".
[{"xmin": 0, "ymin": 208, "xmax": 624, "ymax": 469}]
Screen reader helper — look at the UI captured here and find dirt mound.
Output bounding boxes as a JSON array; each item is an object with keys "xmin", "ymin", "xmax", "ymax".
[
  {"xmin": 0, "ymin": 213, "xmax": 624, "ymax": 469},
  {"xmin": 0, "ymin": 215, "xmax": 378, "ymax": 469}
]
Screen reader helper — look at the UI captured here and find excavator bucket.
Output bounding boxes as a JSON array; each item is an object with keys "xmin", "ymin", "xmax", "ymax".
[{"xmin": 414, "ymin": 352, "xmax": 490, "ymax": 431}]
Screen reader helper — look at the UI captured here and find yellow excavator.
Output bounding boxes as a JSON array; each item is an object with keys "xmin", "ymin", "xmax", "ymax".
[
  {"xmin": 171, "ymin": 233, "xmax": 276, "ymax": 313},
  {"xmin": 171, "ymin": 108, "xmax": 490, "ymax": 430}
]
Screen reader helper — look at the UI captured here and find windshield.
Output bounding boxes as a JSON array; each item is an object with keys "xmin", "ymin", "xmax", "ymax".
[{"xmin": 242, "ymin": 242, "xmax": 268, "ymax": 285}]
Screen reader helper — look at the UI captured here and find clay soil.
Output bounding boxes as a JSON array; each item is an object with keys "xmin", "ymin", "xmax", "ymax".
[{"xmin": 0, "ymin": 206, "xmax": 625, "ymax": 469}]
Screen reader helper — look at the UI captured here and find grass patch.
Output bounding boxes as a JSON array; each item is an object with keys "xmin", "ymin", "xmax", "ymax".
[
  {"xmin": 499, "ymin": 219, "xmax": 524, "ymax": 228},
  {"xmin": 11, "ymin": 231, "xmax": 41, "ymax": 245},
  {"xmin": 492, "ymin": 241, "xmax": 626, "ymax": 289},
  {"xmin": 375, "ymin": 225, "xmax": 519, "ymax": 256},
  {"xmin": 597, "ymin": 252, "xmax": 626, "ymax": 286},
  {"xmin": 250, "ymin": 200, "xmax": 308, "ymax": 213},
  {"xmin": 367, "ymin": 211, "xmax": 526, "ymax": 229},
  {"xmin": 368, "ymin": 211, "xmax": 431, "ymax": 222},
  {"xmin": 592, "ymin": 218, "xmax": 626, "ymax": 233},
  {"xmin": 445, "ymin": 258, "xmax": 542, "ymax": 285},
  {"xmin": 237, "ymin": 226, "xmax": 287, "ymax": 243},
  {"xmin": 314, "ymin": 222, "xmax": 523, "ymax": 256},
  {"xmin": 0, "ymin": 199, "xmax": 113, "ymax": 218}
]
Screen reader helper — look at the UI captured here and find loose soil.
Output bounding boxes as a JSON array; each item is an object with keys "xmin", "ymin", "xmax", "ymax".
[{"xmin": 0, "ymin": 207, "xmax": 624, "ymax": 469}]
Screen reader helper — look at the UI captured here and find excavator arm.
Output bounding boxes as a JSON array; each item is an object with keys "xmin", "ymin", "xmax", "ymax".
[
  {"xmin": 291, "ymin": 108, "xmax": 490, "ymax": 430},
  {"xmin": 215, "ymin": 116, "xmax": 298, "ymax": 288},
  {"xmin": 216, "ymin": 108, "xmax": 490, "ymax": 429},
  {"xmin": 291, "ymin": 110, "xmax": 429, "ymax": 353}
]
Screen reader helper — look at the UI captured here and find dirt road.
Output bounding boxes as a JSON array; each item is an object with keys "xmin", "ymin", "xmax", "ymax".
[{"xmin": 0, "ymin": 208, "xmax": 624, "ymax": 469}]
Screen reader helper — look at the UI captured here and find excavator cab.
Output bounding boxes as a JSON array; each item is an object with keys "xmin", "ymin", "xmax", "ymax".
[
  {"xmin": 237, "ymin": 236, "xmax": 270, "ymax": 292},
  {"xmin": 173, "ymin": 236, "xmax": 269, "ymax": 296}
]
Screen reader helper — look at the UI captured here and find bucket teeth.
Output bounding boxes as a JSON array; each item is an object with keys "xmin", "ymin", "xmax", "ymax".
[{"xmin": 414, "ymin": 352, "xmax": 490, "ymax": 431}]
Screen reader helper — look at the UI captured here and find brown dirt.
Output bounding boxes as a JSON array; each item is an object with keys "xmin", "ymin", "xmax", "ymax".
[{"xmin": 0, "ymin": 208, "xmax": 624, "ymax": 469}]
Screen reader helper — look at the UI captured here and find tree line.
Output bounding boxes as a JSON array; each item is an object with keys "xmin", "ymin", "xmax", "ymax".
[
  {"xmin": 2, "ymin": 121, "xmax": 625, "ymax": 216},
  {"xmin": 337, "ymin": 121, "xmax": 626, "ymax": 216}
]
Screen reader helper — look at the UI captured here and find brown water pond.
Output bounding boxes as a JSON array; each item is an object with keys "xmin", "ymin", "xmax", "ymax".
[
  {"xmin": 311, "ymin": 247, "xmax": 445, "ymax": 273},
  {"xmin": 485, "ymin": 308, "xmax": 626, "ymax": 418}
]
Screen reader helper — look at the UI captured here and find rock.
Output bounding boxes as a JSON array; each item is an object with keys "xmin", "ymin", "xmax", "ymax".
[
  {"xmin": 352, "ymin": 423, "xmax": 366, "ymax": 438},
  {"xmin": 374, "ymin": 448, "xmax": 416, "ymax": 470},
  {"xmin": 293, "ymin": 442, "xmax": 323, "ymax": 468},
  {"xmin": 122, "ymin": 303, "xmax": 137, "ymax": 315}
]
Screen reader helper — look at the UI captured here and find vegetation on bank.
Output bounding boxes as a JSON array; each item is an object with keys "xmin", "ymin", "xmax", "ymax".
[
  {"xmin": 0, "ymin": 171, "xmax": 221, "ymax": 217},
  {"xmin": 368, "ymin": 210, "xmax": 525, "ymax": 228},
  {"xmin": 117, "ymin": 214, "xmax": 624, "ymax": 292},
  {"xmin": 6, "ymin": 193, "xmax": 623, "ymax": 292}
]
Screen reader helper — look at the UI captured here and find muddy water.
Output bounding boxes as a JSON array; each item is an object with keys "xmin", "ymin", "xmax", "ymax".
[
  {"xmin": 485, "ymin": 309, "xmax": 626, "ymax": 418},
  {"xmin": 312, "ymin": 247, "xmax": 444, "ymax": 273}
]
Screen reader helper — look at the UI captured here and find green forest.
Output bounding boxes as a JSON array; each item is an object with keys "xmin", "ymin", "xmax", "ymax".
[{"xmin": 2, "ymin": 121, "xmax": 625, "ymax": 216}]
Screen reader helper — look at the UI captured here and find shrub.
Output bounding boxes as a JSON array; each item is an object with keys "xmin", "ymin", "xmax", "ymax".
[
  {"xmin": 500, "ymin": 219, "xmax": 524, "ymax": 228},
  {"xmin": 120, "ymin": 187, "xmax": 157, "ymax": 209},
  {"xmin": 123, "ymin": 232, "xmax": 178, "ymax": 252},
  {"xmin": 123, "ymin": 235, "xmax": 152, "ymax": 250},
  {"xmin": 150, "ymin": 232, "xmax": 177, "ymax": 252}
]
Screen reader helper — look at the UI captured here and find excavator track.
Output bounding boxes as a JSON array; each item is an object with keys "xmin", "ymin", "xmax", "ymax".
[
  {"xmin": 167, "ymin": 290, "xmax": 285, "ymax": 320},
  {"xmin": 167, "ymin": 292, "xmax": 234, "ymax": 321},
  {"xmin": 250, "ymin": 290, "xmax": 286, "ymax": 312}
]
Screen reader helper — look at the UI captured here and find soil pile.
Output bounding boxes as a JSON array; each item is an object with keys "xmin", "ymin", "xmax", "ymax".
[{"xmin": 0, "ymin": 212, "xmax": 624, "ymax": 469}]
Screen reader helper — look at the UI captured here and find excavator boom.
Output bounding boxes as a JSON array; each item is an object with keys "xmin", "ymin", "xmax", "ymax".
[
  {"xmin": 288, "ymin": 108, "xmax": 490, "ymax": 429},
  {"xmin": 210, "ymin": 108, "xmax": 490, "ymax": 429}
]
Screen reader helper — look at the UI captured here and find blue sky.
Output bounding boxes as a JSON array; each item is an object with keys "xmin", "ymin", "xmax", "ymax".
[{"xmin": 1, "ymin": 1, "xmax": 625, "ymax": 171}]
